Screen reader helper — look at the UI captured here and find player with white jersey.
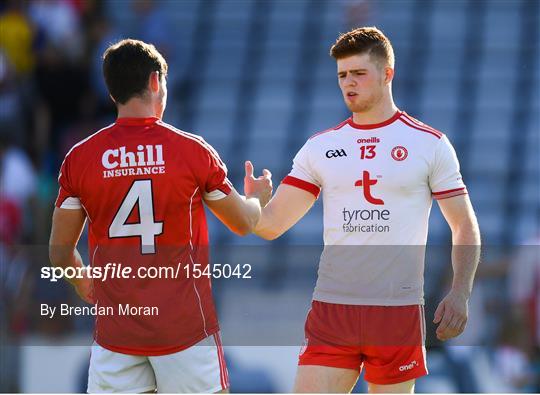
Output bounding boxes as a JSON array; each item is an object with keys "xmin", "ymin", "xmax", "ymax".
[
  {"xmin": 49, "ymin": 39, "xmax": 272, "ymax": 393},
  {"xmin": 247, "ymin": 27, "xmax": 481, "ymax": 393},
  {"xmin": 286, "ymin": 111, "xmax": 465, "ymax": 306}
]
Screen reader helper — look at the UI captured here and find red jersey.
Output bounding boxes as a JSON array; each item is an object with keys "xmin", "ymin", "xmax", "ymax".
[{"xmin": 55, "ymin": 117, "xmax": 232, "ymax": 355}]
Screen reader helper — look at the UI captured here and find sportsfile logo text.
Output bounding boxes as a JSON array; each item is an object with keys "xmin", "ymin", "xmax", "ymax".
[{"xmin": 41, "ymin": 262, "xmax": 252, "ymax": 282}]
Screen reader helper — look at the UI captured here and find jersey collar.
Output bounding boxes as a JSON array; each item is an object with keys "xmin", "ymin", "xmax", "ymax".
[
  {"xmin": 115, "ymin": 117, "xmax": 160, "ymax": 126},
  {"xmin": 347, "ymin": 110, "xmax": 402, "ymax": 130}
]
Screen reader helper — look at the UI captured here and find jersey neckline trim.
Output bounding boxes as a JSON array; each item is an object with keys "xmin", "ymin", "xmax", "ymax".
[
  {"xmin": 398, "ymin": 113, "xmax": 443, "ymax": 139},
  {"xmin": 115, "ymin": 117, "xmax": 160, "ymax": 126},
  {"xmin": 347, "ymin": 110, "xmax": 402, "ymax": 130}
]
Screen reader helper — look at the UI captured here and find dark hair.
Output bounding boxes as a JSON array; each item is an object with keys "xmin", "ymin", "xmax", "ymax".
[
  {"xmin": 330, "ymin": 27, "xmax": 394, "ymax": 68},
  {"xmin": 102, "ymin": 39, "xmax": 168, "ymax": 104}
]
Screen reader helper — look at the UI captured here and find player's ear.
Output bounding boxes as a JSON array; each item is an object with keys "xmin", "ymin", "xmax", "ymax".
[
  {"xmin": 384, "ymin": 66, "xmax": 394, "ymax": 85},
  {"xmin": 149, "ymin": 71, "xmax": 160, "ymax": 93}
]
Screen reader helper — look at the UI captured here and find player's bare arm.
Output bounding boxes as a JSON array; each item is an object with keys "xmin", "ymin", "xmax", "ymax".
[
  {"xmin": 205, "ymin": 161, "xmax": 272, "ymax": 236},
  {"xmin": 49, "ymin": 207, "xmax": 94, "ymax": 304},
  {"xmin": 243, "ymin": 158, "xmax": 316, "ymax": 240},
  {"xmin": 205, "ymin": 188, "xmax": 264, "ymax": 236},
  {"xmin": 252, "ymin": 183, "xmax": 316, "ymax": 240},
  {"xmin": 433, "ymin": 194, "xmax": 481, "ymax": 341}
]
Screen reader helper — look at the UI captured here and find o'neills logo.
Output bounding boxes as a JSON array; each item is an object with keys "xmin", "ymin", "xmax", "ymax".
[
  {"xmin": 357, "ymin": 137, "xmax": 380, "ymax": 144},
  {"xmin": 399, "ymin": 360, "xmax": 418, "ymax": 372},
  {"xmin": 102, "ymin": 145, "xmax": 165, "ymax": 178}
]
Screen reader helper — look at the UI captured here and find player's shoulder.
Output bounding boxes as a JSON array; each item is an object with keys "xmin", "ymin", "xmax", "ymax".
[
  {"xmin": 307, "ymin": 118, "xmax": 350, "ymax": 142},
  {"xmin": 155, "ymin": 121, "xmax": 222, "ymax": 159},
  {"xmin": 397, "ymin": 112, "xmax": 445, "ymax": 140},
  {"xmin": 156, "ymin": 120, "xmax": 204, "ymax": 143},
  {"xmin": 64, "ymin": 122, "xmax": 116, "ymax": 159}
]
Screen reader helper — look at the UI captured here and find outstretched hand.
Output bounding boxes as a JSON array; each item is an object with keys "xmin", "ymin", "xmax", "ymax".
[{"xmin": 244, "ymin": 160, "xmax": 273, "ymax": 207}]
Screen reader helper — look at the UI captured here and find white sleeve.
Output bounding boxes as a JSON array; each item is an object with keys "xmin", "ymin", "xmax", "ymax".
[
  {"xmin": 282, "ymin": 140, "xmax": 322, "ymax": 198},
  {"xmin": 429, "ymin": 135, "xmax": 468, "ymax": 200}
]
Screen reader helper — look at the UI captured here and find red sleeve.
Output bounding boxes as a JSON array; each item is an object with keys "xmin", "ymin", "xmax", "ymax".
[
  {"xmin": 55, "ymin": 152, "xmax": 82, "ymax": 209},
  {"xmin": 199, "ymin": 143, "xmax": 232, "ymax": 200},
  {"xmin": 281, "ymin": 175, "xmax": 321, "ymax": 198}
]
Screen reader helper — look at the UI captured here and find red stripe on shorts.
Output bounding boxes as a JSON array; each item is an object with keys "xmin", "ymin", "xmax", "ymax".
[{"xmin": 214, "ymin": 333, "xmax": 229, "ymax": 389}]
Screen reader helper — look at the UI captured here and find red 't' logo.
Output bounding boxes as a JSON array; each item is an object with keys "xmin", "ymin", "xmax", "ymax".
[{"xmin": 354, "ymin": 171, "xmax": 384, "ymax": 205}]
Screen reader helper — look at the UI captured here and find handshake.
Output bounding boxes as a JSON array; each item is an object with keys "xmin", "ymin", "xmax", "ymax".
[{"xmin": 243, "ymin": 160, "xmax": 273, "ymax": 207}]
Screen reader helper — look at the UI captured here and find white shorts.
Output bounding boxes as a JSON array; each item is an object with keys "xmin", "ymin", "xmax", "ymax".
[{"xmin": 88, "ymin": 333, "xmax": 229, "ymax": 393}]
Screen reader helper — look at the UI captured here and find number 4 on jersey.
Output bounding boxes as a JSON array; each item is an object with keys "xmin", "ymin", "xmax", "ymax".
[{"xmin": 109, "ymin": 179, "xmax": 163, "ymax": 254}]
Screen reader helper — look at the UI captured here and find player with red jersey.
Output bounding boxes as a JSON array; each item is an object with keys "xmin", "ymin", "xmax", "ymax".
[
  {"xmin": 249, "ymin": 27, "xmax": 481, "ymax": 393},
  {"xmin": 49, "ymin": 39, "xmax": 272, "ymax": 393}
]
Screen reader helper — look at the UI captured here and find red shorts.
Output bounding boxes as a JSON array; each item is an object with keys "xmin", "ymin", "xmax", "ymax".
[{"xmin": 298, "ymin": 301, "xmax": 428, "ymax": 385}]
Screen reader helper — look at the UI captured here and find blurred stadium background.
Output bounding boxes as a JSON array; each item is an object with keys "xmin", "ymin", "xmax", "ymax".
[{"xmin": 0, "ymin": 0, "xmax": 539, "ymax": 392}]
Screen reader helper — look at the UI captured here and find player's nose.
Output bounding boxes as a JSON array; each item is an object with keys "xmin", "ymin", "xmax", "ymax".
[{"xmin": 344, "ymin": 74, "xmax": 357, "ymax": 86}]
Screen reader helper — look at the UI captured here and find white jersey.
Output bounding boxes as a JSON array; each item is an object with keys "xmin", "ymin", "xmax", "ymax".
[{"xmin": 283, "ymin": 111, "xmax": 467, "ymax": 305}]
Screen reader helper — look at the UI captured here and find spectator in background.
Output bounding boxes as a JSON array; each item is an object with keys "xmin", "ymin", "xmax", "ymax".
[
  {"xmin": 0, "ymin": 3, "xmax": 38, "ymax": 152},
  {"xmin": 28, "ymin": 0, "xmax": 83, "ymax": 62},
  {"xmin": 0, "ymin": 130, "xmax": 40, "ymax": 293},
  {"xmin": 0, "ymin": 134, "xmax": 37, "ymax": 213},
  {"xmin": 0, "ymin": 0, "xmax": 36, "ymax": 77},
  {"xmin": 0, "ymin": 134, "xmax": 35, "ymax": 393},
  {"xmin": 28, "ymin": 0, "xmax": 95, "ymax": 169},
  {"xmin": 33, "ymin": 35, "xmax": 90, "ymax": 165},
  {"xmin": 0, "ymin": 50, "xmax": 29, "ymax": 147}
]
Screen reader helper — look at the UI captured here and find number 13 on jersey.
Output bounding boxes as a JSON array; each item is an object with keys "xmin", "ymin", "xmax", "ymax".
[{"xmin": 360, "ymin": 145, "xmax": 376, "ymax": 159}]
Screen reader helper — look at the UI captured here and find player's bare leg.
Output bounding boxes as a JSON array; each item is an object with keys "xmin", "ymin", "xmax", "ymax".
[
  {"xmin": 367, "ymin": 379, "xmax": 415, "ymax": 393},
  {"xmin": 293, "ymin": 365, "xmax": 359, "ymax": 393}
]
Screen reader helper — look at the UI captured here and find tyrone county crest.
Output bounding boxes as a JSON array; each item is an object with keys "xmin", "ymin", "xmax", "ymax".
[{"xmin": 391, "ymin": 146, "xmax": 408, "ymax": 161}]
